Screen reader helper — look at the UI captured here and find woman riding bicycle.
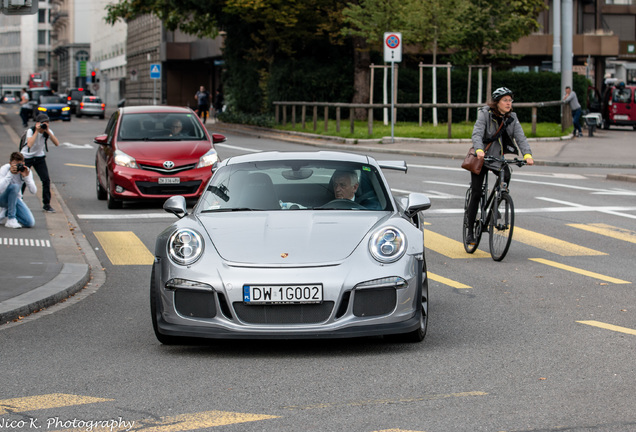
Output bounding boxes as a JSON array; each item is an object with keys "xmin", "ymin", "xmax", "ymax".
[{"xmin": 465, "ymin": 87, "xmax": 534, "ymax": 245}]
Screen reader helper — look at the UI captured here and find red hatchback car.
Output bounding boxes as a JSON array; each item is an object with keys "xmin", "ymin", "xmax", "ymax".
[{"xmin": 94, "ymin": 106, "xmax": 225, "ymax": 209}]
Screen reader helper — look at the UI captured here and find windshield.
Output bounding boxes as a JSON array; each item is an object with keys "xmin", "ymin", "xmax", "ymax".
[
  {"xmin": 118, "ymin": 112, "xmax": 207, "ymax": 141},
  {"xmin": 197, "ymin": 160, "xmax": 391, "ymax": 212},
  {"xmin": 39, "ymin": 96, "xmax": 65, "ymax": 104}
]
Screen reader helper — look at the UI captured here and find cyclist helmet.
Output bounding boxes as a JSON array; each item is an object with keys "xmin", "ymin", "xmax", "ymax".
[{"xmin": 492, "ymin": 87, "xmax": 514, "ymax": 101}]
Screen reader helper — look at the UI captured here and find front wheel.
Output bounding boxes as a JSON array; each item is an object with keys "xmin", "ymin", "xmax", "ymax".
[{"xmin": 489, "ymin": 192, "xmax": 514, "ymax": 261}]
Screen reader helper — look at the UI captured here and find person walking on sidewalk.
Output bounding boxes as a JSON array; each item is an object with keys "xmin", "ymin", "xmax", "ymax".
[
  {"xmin": 563, "ymin": 86, "xmax": 582, "ymax": 138},
  {"xmin": 194, "ymin": 86, "xmax": 211, "ymax": 124},
  {"xmin": 19, "ymin": 88, "xmax": 30, "ymax": 127},
  {"xmin": 0, "ymin": 152, "xmax": 36, "ymax": 229},
  {"xmin": 21, "ymin": 113, "xmax": 60, "ymax": 213}
]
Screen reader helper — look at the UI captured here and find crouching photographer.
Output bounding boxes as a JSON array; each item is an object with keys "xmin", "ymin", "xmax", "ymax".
[{"xmin": 0, "ymin": 152, "xmax": 36, "ymax": 229}]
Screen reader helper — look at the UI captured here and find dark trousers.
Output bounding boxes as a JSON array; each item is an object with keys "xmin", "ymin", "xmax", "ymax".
[
  {"xmin": 466, "ymin": 164, "xmax": 511, "ymax": 230},
  {"xmin": 572, "ymin": 108, "xmax": 582, "ymax": 135},
  {"xmin": 23, "ymin": 156, "xmax": 51, "ymax": 207},
  {"xmin": 20, "ymin": 107, "xmax": 30, "ymax": 126}
]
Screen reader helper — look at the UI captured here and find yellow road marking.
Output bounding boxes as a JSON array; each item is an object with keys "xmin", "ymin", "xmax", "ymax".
[
  {"xmin": 0, "ymin": 394, "xmax": 113, "ymax": 415},
  {"xmin": 376, "ymin": 429, "xmax": 425, "ymax": 432},
  {"xmin": 577, "ymin": 320, "xmax": 636, "ymax": 336},
  {"xmin": 65, "ymin": 163, "xmax": 95, "ymax": 168},
  {"xmin": 424, "ymin": 229, "xmax": 490, "ymax": 259},
  {"xmin": 53, "ymin": 410, "xmax": 279, "ymax": 432},
  {"xmin": 428, "ymin": 272, "xmax": 472, "ymax": 289},
  {"xmin": 568, "ymin": 223, "xmax": 636, "ymax": 244},
  {"xmin": 283, "ymin": 391, "xmax": 488, "ymax": 411},
  {"xmin": 514, "ymin": 227, "xmax": 606, "ymax": 256},
  {"xmin": 94, "ymin": 231, "xmax": 154, "ymax": 265},
  {"xmin": 529, "ymin": 258, "xmax": 631, "ymax": 284}
]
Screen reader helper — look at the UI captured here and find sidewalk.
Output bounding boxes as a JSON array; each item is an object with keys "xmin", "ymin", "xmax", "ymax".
[{"xmin": 0, "ymin": 111, "xmax": 634, "ymax": 325}]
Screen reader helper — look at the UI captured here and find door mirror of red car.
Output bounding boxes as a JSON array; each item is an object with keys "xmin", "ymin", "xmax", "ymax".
[
  {"xmin": 212, "ymin": 133, "xmax": 227, "ymax": 144},
  {"xmin": 94, "ymin": 135, "xmax": 109, "ymax": 145}
]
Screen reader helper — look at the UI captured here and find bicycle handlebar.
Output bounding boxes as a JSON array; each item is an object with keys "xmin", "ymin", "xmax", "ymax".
[{"xmin": 483, "ymin": 156, "xmax": 527, "ymax": 167}]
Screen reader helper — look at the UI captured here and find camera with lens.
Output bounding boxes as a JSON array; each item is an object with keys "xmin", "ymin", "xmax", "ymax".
[
  {"xmin": 16, "ymin": 163, "xmax": 26, "ymax": 172},
  {"xmin": 40, "ymin": 123, "xmax": 48, "ymax": 130}
]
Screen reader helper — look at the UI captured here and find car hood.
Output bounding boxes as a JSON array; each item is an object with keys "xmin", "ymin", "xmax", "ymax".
[
  {"xmin": 117, "ymin": 141, "xmax": 213, "ymax": 164},
  {"xmin": 40, "ymin": 103, "xmax": 67, "ymax": 109},
  {"xmin": 198, "ymin": 211, "xmax": 388, "ymax": 265}
]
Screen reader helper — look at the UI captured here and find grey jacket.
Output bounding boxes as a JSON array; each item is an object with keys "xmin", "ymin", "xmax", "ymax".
[{"xmin": 471, "ymin": 106, "xmax": 532, "ymax": 169}]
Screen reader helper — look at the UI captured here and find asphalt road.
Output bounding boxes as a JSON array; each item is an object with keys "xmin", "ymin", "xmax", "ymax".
[{"xmin": 1, "ymin": 112, "xmax": 635, "ymax": 432}]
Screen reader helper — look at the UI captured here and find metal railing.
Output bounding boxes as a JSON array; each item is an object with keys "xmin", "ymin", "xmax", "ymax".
[{"xmin": 273, "ymin": 101, "xmax": 568, "ymax": 138}]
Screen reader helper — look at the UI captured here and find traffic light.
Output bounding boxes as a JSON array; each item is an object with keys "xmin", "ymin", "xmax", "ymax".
[{"xmin": 1, "ymin": 0, "xmax": 38, "ymax": 15}]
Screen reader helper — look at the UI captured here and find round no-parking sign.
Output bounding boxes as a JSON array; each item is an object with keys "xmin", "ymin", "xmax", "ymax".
[{"xmin": 384, "ymin": 32, "xmax": 402, "ymax": 63}]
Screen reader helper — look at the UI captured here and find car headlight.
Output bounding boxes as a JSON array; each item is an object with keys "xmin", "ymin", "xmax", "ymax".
[
  {"xmin": 38, "ymin": 107, "xmax": 47, "ymax": 112},
  {"xmin": 197, "ymin": 149, "xmax": 219, "ymax": 168},
  {"xmin": 62, "ymin": 106, "xmax": 70, "ymax": 112},
  {"xmin": 168, "ymin": 229, "xmax": 204, "ymax": 266},
  {"xmin": 113, "ymin": 149, "xmax": 139, "ymax": 169},
  {"xmin": 369, "ymin": 227, "xmax": 406, "ymax": 263}
]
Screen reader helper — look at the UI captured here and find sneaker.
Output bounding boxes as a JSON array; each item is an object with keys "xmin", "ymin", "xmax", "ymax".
[
  {"xmin": 0, "ymin": 207, "xmax": 6, "ymax": 224},
  {"xmin": 5, "ymin": 218, "xmax": 22, "ymax": 229},
  {"xmin": 43, "ymin": 205, "xmax": 56, "ymax": 213}
]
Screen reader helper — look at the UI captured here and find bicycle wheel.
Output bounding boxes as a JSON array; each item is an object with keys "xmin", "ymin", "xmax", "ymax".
[
  {"xmin": 463, "ymin": 188, "xmax": 482, "ymax": 253},
  {"xmin": 489, "ymin": 191, "xmax": 514, "ymax": 261}
]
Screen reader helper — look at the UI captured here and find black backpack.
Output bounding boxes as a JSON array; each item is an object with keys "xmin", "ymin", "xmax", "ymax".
[{"xmin": 19, "ymin": 126, "xmax": 48, "ymax": 152}]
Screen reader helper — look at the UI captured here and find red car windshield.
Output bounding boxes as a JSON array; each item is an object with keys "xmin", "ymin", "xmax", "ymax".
[{"xmin": 118, "ymin": 113, "xmax": 207, "ymax": 141}]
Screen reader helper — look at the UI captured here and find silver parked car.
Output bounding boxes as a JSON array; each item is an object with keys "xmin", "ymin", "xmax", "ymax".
[
  {"xmin": 77, "ymin": 95, "xmax": 105, "ymax": 118},
  {"xmin": 151, "ymin": 151, "xmax": 431, "ymax": 344}
]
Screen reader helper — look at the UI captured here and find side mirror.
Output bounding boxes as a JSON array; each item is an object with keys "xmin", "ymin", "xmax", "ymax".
[
  {"xmin": 94, "ymin": 135, "xmax": 109, "ymax": 145},
  {"xmin": 212, "ymin": 133, "xmax": 227, "ymax": 144},
  {"xmin": 405, "ymin": 193, "xmax": 431, "ymax": 219},
  {"xmin": 163, "ymin": 195, "xmax": 188, "ymax": 219}
]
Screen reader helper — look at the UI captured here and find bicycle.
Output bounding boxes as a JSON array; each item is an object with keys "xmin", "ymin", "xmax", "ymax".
[{"xmin": 462, "ymin": 156, "xmax": 527, "ymax": 261}]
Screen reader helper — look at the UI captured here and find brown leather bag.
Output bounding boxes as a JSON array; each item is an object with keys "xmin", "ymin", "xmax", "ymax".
[{"xmin": 461, "ymin": 147, "xmax": 484, "ymax": 175}]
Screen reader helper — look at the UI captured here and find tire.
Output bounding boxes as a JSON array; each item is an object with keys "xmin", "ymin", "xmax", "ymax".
[
  {"xmin": 463, "ymin": 188, "xmax": 482, "ymax": 253},
  {"xmin": 96, "ymin": 171, "xmax": 106, "ymax": 200},
  {"xmin": 150, "ymin": 263, "xmax": 181, "ymax": 345},
  {"xmin": 386, "ymin": 261, "xmax": 428, "ymax": 343},
  {"xmin": 106, "ymin": 177, "xmax": 123, "ymax": 209},
  {"xmin": 489, "ymin": 192, "xmax": 514, "ymax": 262}
]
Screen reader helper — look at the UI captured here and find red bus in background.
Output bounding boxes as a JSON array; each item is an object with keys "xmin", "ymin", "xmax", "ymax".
[{"xmin": 27, "ymin": 73, "xmax": 49, "ymax": 88}]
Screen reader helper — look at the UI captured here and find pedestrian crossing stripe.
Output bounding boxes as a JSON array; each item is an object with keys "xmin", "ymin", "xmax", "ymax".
[
  {"xmin": 424, "ymin": 229, "xmax": 490, "ymax": 259},
  {"xmin": 93, "ymin": 231, "xmax": 154, "ymax": 265},
  {"xmin": 1, "ymin": 237, "xmax": 51, "ymax": 247},
  {"xmin": 567, "ymin": 223, "xmax": 636, "ymax": 244},
  {"xmin": 0, "ymin": 394, "xmax": 112, "ymax": 415},
  {"xmin": 50, "ymin": 410, "xmax": 279, "ymax": 432},
  {"xmin": 427, "ymin": 272, "xmax": 472, "ymax": 289},
  {"xmin": 513, "ymin": 227, "xmax": 606, "ymax": 256},
  {"xmin": 529, "ymin": 258, "xmax": 631, "ymax": 284}
]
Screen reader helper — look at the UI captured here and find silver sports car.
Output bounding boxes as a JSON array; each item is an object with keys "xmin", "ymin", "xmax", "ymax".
[{"xmin": 151, "ymin": 151, "xmax": 431, "ymax": 344}]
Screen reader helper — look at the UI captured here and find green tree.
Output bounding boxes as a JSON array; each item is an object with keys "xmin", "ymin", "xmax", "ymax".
[{"xmin": 450, "ymin": 0, "xmax": 548, "ymax": 65}]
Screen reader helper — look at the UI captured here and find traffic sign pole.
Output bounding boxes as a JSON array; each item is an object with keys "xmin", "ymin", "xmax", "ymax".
[
  {"xmin": 384, "ymin": 33, "xmax": 402, "ymax": 143},
  {"xmin": 150, "ymin": 64, "xmax": 161, "ymax": 105}
]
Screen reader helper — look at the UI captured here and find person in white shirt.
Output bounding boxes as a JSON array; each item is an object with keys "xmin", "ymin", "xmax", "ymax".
[
  {"xmin": 21, "ymin": 113, "xmax": 60, "ymax": 213},
  {"xmin": 19, "ymin": 88, "xmax": 30, "ymax": 127},
  {"xmin": 0, "ymin": 152, "xmax": 37, "ymax": 229}
]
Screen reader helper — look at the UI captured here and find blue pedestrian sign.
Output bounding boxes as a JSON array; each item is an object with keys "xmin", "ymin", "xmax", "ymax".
[{"xmin": 150, "ymin": 64, "xmax": 161, "ymax": 79}]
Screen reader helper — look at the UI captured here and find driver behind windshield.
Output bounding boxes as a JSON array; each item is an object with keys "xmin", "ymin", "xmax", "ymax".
[{"xmin": 331, "ymin": 170, "xmax": 358, "ymax": 201}]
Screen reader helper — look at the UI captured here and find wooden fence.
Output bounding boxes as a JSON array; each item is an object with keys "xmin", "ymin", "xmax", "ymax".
[{"xmin": 273, "ymin": 101, "xmax": 569, "ymax": 138}]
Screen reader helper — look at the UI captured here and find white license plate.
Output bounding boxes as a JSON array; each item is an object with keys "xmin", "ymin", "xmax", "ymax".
[
  {"xmin": 158, "ymin": 177, "xmax": 180, "ymax": 184},
  {"xmin": 614, "ymin": 114, "xmax": 629, "ymax": 120},
  {"xmin": 243, "ymin": 284, "xmax": 323, "ymax": 304}
]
